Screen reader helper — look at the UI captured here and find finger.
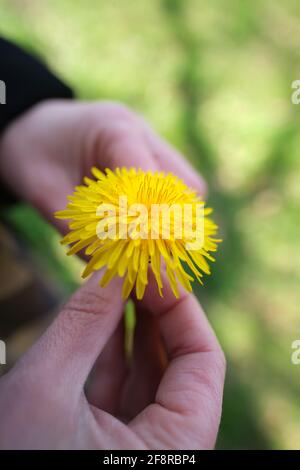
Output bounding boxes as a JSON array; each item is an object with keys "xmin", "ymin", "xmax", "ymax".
[
  {"xmin": 141, "ymin": 120, "xmax": 207, "ymax": 195},
  {"xmin": 85, "ymin": 320, "xmax": 127, "ymax": 415},
  {"xmin": 89, "ymin": 121, "xmax": 158, "ymax": 173},
  {"xmin": 120, "ymin": 310, "xmax": 167, "ymax": 420},
  {"xmin": 130, "ymin": 272, "xmax": 225, "ymax": 449},
  {"xmin": 23, "ymin": 273, "xmax": 124, "ymax": 395}
]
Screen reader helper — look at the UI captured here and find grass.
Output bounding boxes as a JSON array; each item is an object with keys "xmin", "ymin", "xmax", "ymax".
[{"xmin": 1, "ymin": 0, "xmax": 300, "ymax": 449}]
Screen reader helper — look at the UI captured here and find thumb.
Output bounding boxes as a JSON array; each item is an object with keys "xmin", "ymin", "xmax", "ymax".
[{"xmin": 23, "ymin": 274, "xmax": 124, "ymax": 395}]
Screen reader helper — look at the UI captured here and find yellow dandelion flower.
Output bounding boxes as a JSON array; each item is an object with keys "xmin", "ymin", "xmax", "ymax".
[{"xmin": 55, "ymin": 167, "xmax": 221, "ymax": 299}]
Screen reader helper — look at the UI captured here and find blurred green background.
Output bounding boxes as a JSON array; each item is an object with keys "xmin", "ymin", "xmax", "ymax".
[{"xmin": 1, "ymin": 0, "xmax": 300, "ymax": 450}]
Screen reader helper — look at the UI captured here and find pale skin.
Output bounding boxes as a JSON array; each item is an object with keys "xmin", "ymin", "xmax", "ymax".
[{"xmin": 0, "ymin": 100, "xmax": 225, "ymax": 449}]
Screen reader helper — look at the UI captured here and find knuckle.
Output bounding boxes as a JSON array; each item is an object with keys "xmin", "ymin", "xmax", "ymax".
[
  {"xmin": 65, "ymin": 286, "xmax": 113, "ymax": 319},
  {"xmin": 108, "ymin": 120, "xmax": 136, "ymax": 143},
  {"xmin": 91, "ymin": 101, "xmax": 136, "ymax": 125},
  {"xmin": 105, "ymin": 101, "xmax": 136, "ymax": 122},
  {"xmin": 93, "ymin": 116, "xmax": 139, "ymax": 162},
  {"xmin": 85, "ymin": 102, "xmax": 142, "ymax": 169}
]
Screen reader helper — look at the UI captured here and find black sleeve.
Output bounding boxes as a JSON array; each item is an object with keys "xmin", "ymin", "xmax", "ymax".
[
  {"xmin": 0, "ymin": 38, "xmax": 73, "ymax": 132},
  {"xmin": 0, "ymin": 38, "xmax": 74, "ymax": 204}
]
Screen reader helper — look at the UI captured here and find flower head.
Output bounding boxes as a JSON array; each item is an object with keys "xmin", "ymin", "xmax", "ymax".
[{"xmin": 55, "ymin": 167, "xmax": 220, "ymax": 299}]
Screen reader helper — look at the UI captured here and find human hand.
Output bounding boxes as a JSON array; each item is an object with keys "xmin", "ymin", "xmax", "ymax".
[
  {"xmin": 0, "ymin": 273, "xmax": 225, "ymax": 449},
  {"xmin": 0, "ymin": 99, "xmax": 206, "ymax": 234},
  {"xmin": 0, "ymin": 98, "xmax": 224, "ymax": 450}
]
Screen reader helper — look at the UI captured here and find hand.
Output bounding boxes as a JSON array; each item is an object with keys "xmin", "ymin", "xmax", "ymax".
[
  {"xmin": 0, "ymin": 98, "xmax": 224, "ymax": 449},
  {"xmin": 0, "ymin": 273, "xmax": 225, "ymax": 449},
  {"xmin": 0, "ymin": 99, "xmax": 206, "ymax": 234}
]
